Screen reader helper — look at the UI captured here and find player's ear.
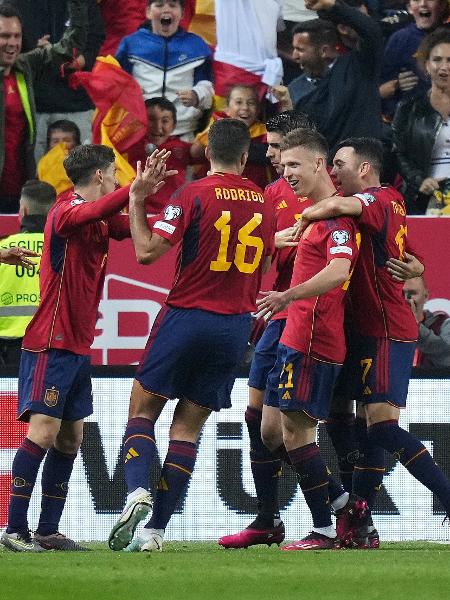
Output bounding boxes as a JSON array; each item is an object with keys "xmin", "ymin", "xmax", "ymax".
[
  {"xmin": 205, "ymin": 145, "xmax": 211, "ymax": 161},
  {"xmin": 360, "ymin": 161, "xmax": 370, "ymax": 176},
  {"xmin": 95, "ymin": 168, "xmax": 103, "ymax": 184},
  {"xmin": 315, "ymin": 156, "xmax": 323, "ymax": 173},
  {"xmin": 241, "ymin": 151, "xmax": 249, "ymax": 169}
]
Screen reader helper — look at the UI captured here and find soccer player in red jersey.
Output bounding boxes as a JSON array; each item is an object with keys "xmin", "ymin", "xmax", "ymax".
[
  {"xmin": 108, "ymin": 119, "xmax": 275, "ymax": 553},
  {"xmin": 300, "ymin": 137, "xmax": 450, "ymax": 543},
  {"xmin": 219, "ymin": 111, "xmax": 314, "ymax": 549},
  {"xmin": 0, "ymin": 145, "xmax": 172, "ymax": 553},
  {"xmin": 255, "ymin": 129, "xmax": 364, "ymax": 551},
  {"xmin": 219, "ymin": 112, "xmax": 351, "ymax": 550}
]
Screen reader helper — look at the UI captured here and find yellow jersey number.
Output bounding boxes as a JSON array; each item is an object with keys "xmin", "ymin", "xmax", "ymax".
[{"xmin": 210, "ymin": 211, "xmax": 264, "ymax": 274}]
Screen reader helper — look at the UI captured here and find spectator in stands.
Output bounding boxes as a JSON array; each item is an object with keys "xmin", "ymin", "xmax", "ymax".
[
  {"xmin": 288, "ymin": 19, "xmax": 340, "ymax": 108},
  {"xmin": 128, "ymin": 97, "xmax": 192, "ymax": 212},
  {"xmin": 46, "ymin": 119, "xmax": 81, "ymax": 153},
  {"xmin": 278, "ymin": 0, "xmax": 383, "ymax": 157},
  {"xmin": 0, "ymin": 180, "xmax": 55, "ymax": 367},
  {"xmin": 11, "ymin": 0, "xmax": 104, "ymax": 161},
  {"xmin": 0, "ymin": 1, "xmax": 87, "ymax": 214},
  {"xmin": 116, "ymin": 0, "xmax": 214, "ymax": 141},
  {"xmin": 403, "ymin": 276, "xmax": 450, "ymax": 367},
  {"xmin": 380, "ymin": 0, "xmax": 448, "ymax": 122},
  {"xmin": 37, "ymin": 120, "xmax": 81, "ymax": 195},
  {"xmin": 191, "ymin": 84, "xmax": 274, "ymax": 189},
  {"xmin": 392, "ymin": 28, "xmax": 450, "ymax": 214}
]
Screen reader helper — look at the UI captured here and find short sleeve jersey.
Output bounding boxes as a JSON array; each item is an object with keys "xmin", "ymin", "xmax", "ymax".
[
  {"xmin": 350, "ymin": 186, "xmax": 418, "ymax": 341},
  {"xmin": 264, "ymin": 177, "xmax": 312, "ymax": 320},
  {"xmin": 151, "ymin": 173, "xmax": 275, "ymax": 314},
  {"xmin": 281, "ymin": 216, "xmax": 360, "ymax": 363}
]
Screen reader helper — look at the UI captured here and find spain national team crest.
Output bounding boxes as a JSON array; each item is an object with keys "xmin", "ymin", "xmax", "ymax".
[{"xmin": 44, "ymin": 387, "xmax": 59, "ymax": 407}]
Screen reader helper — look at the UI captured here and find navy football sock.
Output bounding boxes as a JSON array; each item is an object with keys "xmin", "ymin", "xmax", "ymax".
[
  {"xmin": 245, "ymin": 406, "xmax": 281, "ymax": 521},
  {"xmin": 326, "ymin": 412, "xmax": 358, "ymax": 493},
  {"xmin": 353, "ymin": 417, "xmax": 385, "ymax": 510},
  {"xmin": 328, "ymin": 473, "xmax": 345, "ymax": 504},
  {"xmin": 123, "ymin": 417, "xmax": 157, "ymax": 493},
  {"xmin": 36, "ymin": 447, "xmax": 77, "ymax": 536},
  {"xmin": 368, "ymin": 420, "xmax": 450, "ymax": 513},
  {"xmin": 288, "ymin": 443, "xmax": 332, "ymax": 529},
  {"xmin": 147, "ymin": 440, "xmax": 197, "ymax": 530},
  {"xmin": 7, "ymin": 438, "xmax": 47, "ymax": 533}
]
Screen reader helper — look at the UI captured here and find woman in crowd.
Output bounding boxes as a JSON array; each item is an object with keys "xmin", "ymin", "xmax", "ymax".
[{"xmin": 392, "ymin": 27, "xmax": 450, "ymax": 214}]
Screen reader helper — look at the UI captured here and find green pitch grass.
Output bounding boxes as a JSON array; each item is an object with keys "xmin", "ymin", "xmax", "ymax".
[{"xmin": 1, "ymin": 541, "xmax": 449, "ymax": 600}]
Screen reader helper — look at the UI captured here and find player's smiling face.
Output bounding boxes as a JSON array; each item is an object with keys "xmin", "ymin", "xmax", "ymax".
[
  {"xmin": 147, "ymin": 1, "xmax": 183, "ymax": 37},
  {"xmin": 281, "ymin": 146, "xmax": 319, "ymax": 197},
  {"xmin": 408, "ymin": 0, "xmax": 446, "ymax": 30},
  {"xmin": 266, "ymin": 131, "xmax": 283, "ymax": 174},
  {"xmin": 332, "ymin": 147, "xmax": 362, "ymax": 196}
]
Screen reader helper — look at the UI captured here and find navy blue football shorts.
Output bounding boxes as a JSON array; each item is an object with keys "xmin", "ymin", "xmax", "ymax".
[
  {"xmin": 266, "ymin": 343, "xmax": 342, "ymax": 420},
  {"xmin": 338, "ymin": 335, "xmax": 415, "ymax": 408},
  {"xmin": 136, "ymin": 305, "xmax": 252, "ymax": 411},
  {"xmin": 18, "ymin": 349, "xmax": 93, "ymax": 422},
  {"xmin": 248, "ymin": 318, "xmax": 286, "ymax": 391}
]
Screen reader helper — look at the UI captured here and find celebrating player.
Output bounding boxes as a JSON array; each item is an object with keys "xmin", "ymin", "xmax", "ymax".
[
  {"xmin": 0, "ymin": 146, "xmax": 172, "ymax": 552},
  {"xmin": 108, "ymin": 119, "xmax": 275, "ymax": 553},
  {"xmin": 299, "ymin": 137, "xmax": 450, "ymax": 542},
  {"xmin": 219, "ymin": 112, "xmax": 349, "ymax": 549},
  {"xmin": 255, "ymin": 129, "xmax": 365, "ymax": 550}
]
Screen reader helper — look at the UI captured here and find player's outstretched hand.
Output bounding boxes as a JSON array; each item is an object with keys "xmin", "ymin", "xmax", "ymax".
[
  {"xmin": 275, "ymin": 226, "xmax": 298, "ymax": 249},
  {"xmin": 255, "ymin": 290, "xmax": 290, "ymax": 320},
  {"xmin": 386, "ymin": 252, "xmax": 425, "ymax": 282},
  {"xmin": 131, "ymin": 150, "xmax": 178, "ymax": 200},
  {"xmin": 0, "ymin": 247, "xmax": 39, "ymax": 267}
]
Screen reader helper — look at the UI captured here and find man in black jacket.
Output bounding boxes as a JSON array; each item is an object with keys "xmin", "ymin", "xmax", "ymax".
[
  {"xmin": 12, "ymin": 0, "xmax": 104, "ymax": 160},
  {"xmin": 289, "ymin": 0, "xmax": 383, "ymax": 157}
]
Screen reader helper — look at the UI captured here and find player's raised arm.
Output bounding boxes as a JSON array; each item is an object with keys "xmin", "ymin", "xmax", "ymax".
[
  {"xmin": 294, "ymin": 196, "xmax": 362, "ymax": 238},
  {"xmin": 129, "ymin": 153, "xmax": 177, "ymax": 264}
]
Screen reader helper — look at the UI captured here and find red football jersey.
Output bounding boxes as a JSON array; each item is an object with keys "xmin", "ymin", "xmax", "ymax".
[
  {"xmin": 23, "ymin": 187, "xmax": 130, "ymax": 355},
  {"xmin": 350, "ymin": 186, "xmax": 418, "ymax": 341},
  {"xmin": 150, "ymin": 173, "xmax": 275, "ymax": 314},
  {"xmin": 264, "ymin": 177, "xmax": 313, "ymax": 320},
  {"xmin": 281, "ymin": 216, "xmax": 360, "ymax": 363}
]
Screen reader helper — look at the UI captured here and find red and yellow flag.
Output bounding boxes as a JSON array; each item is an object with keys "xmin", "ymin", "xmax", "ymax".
[{"xmin": 70, "ymin": 56, "xmax": 147, "ymax": 186}]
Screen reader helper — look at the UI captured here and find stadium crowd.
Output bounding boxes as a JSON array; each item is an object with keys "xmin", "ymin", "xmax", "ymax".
[{"xmin": 0, "ymin": 0, "xmax": 450, "ymax": 554}]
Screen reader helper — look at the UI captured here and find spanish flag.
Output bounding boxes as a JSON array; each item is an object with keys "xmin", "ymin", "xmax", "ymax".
[
  {"xmin": 70, "ymin": 56, "xmax": 147, "ymax": 186},
  {"xmin": 37, "ymin": 142, "xmax": 72, "ymax": 195},
  {"xmin": 181, "ymin": 0, "xmax": 216, "ymax": 47}
]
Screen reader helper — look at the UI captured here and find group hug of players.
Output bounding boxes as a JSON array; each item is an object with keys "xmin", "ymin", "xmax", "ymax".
[{"xmin": 2, "ymin": 112, "xmax": 450, "ymax": 553}]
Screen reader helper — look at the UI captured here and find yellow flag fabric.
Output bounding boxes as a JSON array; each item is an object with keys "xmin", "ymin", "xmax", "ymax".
[
  {"xmin": 37, "ymin": 143, "xmax": 72, "ymax": 195},
  {"xmin": 100, "ymin": 122, "xmax": 136, "ymax": 187}
]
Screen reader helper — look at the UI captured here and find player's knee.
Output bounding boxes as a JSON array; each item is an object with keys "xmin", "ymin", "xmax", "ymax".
[
  {"xmin": 55, "ymin": 434, "xmax": 83, "ymax": 454},
  {"xmin": 261, "ymin": 425, "xmax": 281, "ymax": 453}
]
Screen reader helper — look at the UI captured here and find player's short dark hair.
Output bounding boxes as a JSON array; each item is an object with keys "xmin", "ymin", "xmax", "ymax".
[
  {"xmin": 291, "ymin": 18, "xmax": 339, "ymax": 48},
  {"xmin": 208, "ymin": 119, "xmax": 251, "ymax": 165},
  {"xmin": 63, "ymin": 145, "xmax": 115, "ymax": 186},
  {"xmin": 20, "ymin": 180, "xmax": 56, "ymax": 214},
  {"xmin": 336, "ymin": 137, "xmax": 383, "ymax": 174},
  {"xmin": 145, "ymin": 96, "xmax": 177, "ymax": 126},
  {"xmin": 46, "ymin": 119, "xmax": 81, "ymax": 150},
  {"xmin": 266, "ymin": 110, "xmax": 315, "ymax": 136},
  {"xmin": 417, "ymin": 27, "xmax": 450, "ymax": 71},
  {"xmin": 280, "ymin": 128, "xmax": 329, "ymax": 158},
  {"xmin": 0, "ymin": 2, "xmax": 23, "ymax": 25}
]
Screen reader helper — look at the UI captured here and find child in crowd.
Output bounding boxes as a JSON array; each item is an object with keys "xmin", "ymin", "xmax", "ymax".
[
  {"xmin": 37, "ymin": 120, "xmax": 81, "ymax": 195},
  {"xmin": 190, "ymin": 84, "xmax": 275, "ymax": 189},
  {"xmin": 128, "ymin": 97, "xmax": 192, "ymax": 213}
]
